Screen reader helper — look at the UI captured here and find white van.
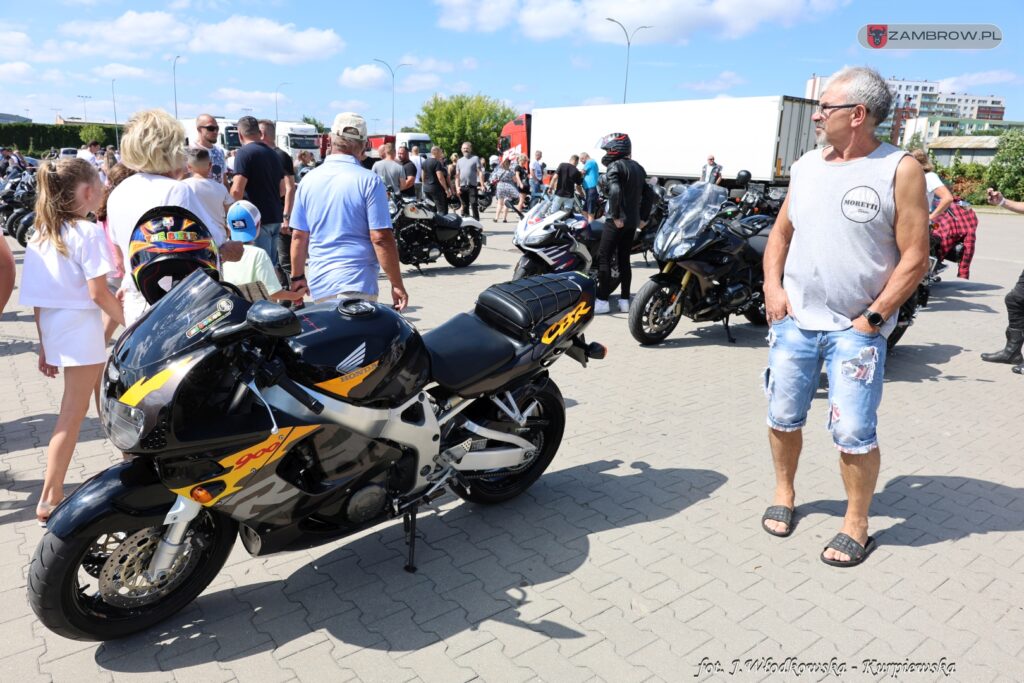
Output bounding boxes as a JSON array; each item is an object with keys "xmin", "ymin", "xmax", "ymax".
[
  {"xmin": 275, "ymin": 122, "xmax": 321, "ymax": 163},
  {"xmin": 395, "ymin": 132, "xmax": 431, "ymax": 156}
]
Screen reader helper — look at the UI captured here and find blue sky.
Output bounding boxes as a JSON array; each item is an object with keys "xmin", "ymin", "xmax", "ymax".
[{"xmin": 1, "ymin": 0, "xmax": 1020, "ymax": 134}]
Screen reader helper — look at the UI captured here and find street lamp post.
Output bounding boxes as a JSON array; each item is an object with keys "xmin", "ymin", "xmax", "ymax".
[
  {"xmin": 606, "ymin": 18, "xmax": 652, "ymax": 104},
  {"xmin": 275, "ymin": 82, "xmax": 290, "ymax": 125},
  {"xmin": 76, "ymin": 95, "xmax": 92, "ymax": 121},
  {"xmin": 373, "ymin": 58, "xmax": 410, "ymax": 137},
  {"xmin": 172, "ymin": 55, "xmax": 181, "ymax": 118},
  {"xmin": 111, "ymin": 79, "xmax": 119, "ymax": 148}
]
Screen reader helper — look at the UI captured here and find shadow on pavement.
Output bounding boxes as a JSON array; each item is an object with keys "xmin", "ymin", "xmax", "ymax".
[
  {"xmin": 1, "ymin": 413, "xmax": 106, "ymax": 448},
  {"xmin": 643, "ymin": 321, "xmax": 767, "ymax": 351},
  {"xmin": 920, "ymin": 279, "xmax": 1001, "ymax": 315},
  {"xmin": 802, "ymin": 474, "xmax": 1024, "ymax": 548},
  {"xmin": 95, "ymin": 460, "xmax": 727, "ymax": 670},
  {"xmin": 883, "ymin": 343, "xmax": 973, "ymax": 383},
  {"xmin": 402, "ymin": 263, "xmax": 509, "ymax": 279}
]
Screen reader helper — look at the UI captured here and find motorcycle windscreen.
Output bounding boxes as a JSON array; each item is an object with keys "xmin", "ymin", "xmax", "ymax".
[
  {"xmin": 113, "ymin": 269, "xmax": 249, "ymax": 371},
  {"xmin": 654, "ymin": 183, "xmax": 729, "ymax": 252}
]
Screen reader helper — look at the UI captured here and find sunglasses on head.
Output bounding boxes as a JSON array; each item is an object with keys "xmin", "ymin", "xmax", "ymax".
[{"xmin": 199, "ymin": 125, "xmax": 219, "ymax": 132}]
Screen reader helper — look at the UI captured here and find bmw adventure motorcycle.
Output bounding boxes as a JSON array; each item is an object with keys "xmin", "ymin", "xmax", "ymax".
[
  {"xmin": 28, "ymin": 269, "xmax": 605, "ymax": 641},
  {"xmin": 390, "ymin": 194, "xmax": 485, "ymax": 270},
  {"xmin": 628, "ymin": 182, "xmax": 770, "ymax": 345}
]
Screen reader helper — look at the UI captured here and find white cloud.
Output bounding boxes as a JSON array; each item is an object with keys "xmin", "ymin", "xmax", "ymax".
[
  {"xmin": 399, "ymin": 73, "xmax": 442, "ymax": 93},
  {"xmin": 435, "ymin": 0, "xmax": 519, "ymax": 32},
  {"xmin": 398, "ymin": 54, "xmax": 456, "ymax": 73},
  {"xmin": 0, "ymin": 61, "xmax": 32, "ymax": 83},
  {"xmin": 190, "ymin": 16, "xmax": 343, "ymax": 64},
  {"xmin": 58, "ymin": 11, "xmax": 188, "ymax": 59},
  {"xmin": 328, "ymin": 99, "xmax": 370, "ymax": 113},
  {"xmin": 93, "ymin": 63, "xmax": 150, "ymax": 79},
  {"xmin": 460, "ymin": 57, "xmax": 478, "ymax": 70},
  {"xmin": 0, "ymin": 32, "xmax": 31, "ymax": 59},
  {"xmin": 450, "ymin": 81, "xmax": 473, "ymax": 94},
  {"xmin": 582, "ymin": 96, "xmax": 612, "ymax": 106},
  {"xmin": 681, "ymin": 70, "xmax": 746, "ymax": 92},
  {"xmin": 339, "ymin": 64, "xmax": 390, "ymax": 89},
  {"xmin": 937, "ymin": 70, "xmax": 1020, "ymax": 94},
  {"xmin": 212, "ymin": 88, "xmax": 286, "ymax": 106}
]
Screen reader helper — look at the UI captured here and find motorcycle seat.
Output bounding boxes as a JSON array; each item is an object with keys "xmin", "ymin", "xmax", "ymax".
[
  {"xmin": 422, "ymin": 313, "xmax": 516, "ymax": 393},
  {"xmin": 475, "ymin": 273, "xmax": 593, "ymax": 341},
  {"xmin": 432, "ymin": 213, "xmax": 462, "ymax": 229}
]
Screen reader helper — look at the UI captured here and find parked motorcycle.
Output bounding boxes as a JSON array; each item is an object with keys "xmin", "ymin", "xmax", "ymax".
[
  {"xmin": 390, "ymin": 194, "xmax": 485, "ymax": 270},
  {"xmin": 628, "ymin": 182, "xmax": 770, "ymax": 345},
  {"xmin": 1, "ymin": 168, "xmax": 30, "ymax": 236},
  {"xmin": 28, "ymin": 268, "xmax": 606, "ymax": 640}
]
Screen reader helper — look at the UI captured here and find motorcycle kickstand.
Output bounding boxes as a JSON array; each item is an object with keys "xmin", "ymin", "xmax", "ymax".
[
  {"xmin": 403, "ymin": 503, "xmax": 419, "ymax": 573},
  {"xmin": 723, "ymin": 314, "xmax": 737, "ymax": 344}
]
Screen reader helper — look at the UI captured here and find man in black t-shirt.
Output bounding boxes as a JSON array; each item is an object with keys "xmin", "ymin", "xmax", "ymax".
[
  {"xmin": 259, "ymin": 119, "xmax": 297, "ymax": 279},
  {"xmin": 422, "ymin": 146, "xmax": 453, "ymax": 214},
  {"xmin": 230, "ymin": 116, "xmax": 285, "ymax": 265},
  {"xmin": 549, "ymin": 154, "xmax": 582, "ymax": 213},
  {"xmin": 396, "ymin": 146, "xmax": 418, "ymax": 199}
]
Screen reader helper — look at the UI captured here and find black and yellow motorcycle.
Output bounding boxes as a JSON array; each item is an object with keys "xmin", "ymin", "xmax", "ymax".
[{"xmin": 28, "ymin": 269, "xmax": 604, "ymax": 641}]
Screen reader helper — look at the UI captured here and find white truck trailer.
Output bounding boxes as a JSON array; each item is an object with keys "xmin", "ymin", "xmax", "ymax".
[
  {"xmin": 275, "ymin": 122, "xmax": 322, "ymax": 163},
  {"xmin": 529, "ymin": 95, "xmax": 818, "ymax": 186}
]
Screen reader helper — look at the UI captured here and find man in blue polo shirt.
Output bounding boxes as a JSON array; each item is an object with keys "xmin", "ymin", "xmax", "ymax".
[
  {"xmin": 579, "ymin": 152, "xmax": 600, "ymax": 222},
  {"xmin": 289, "ymin": 112, "xmax": 408, "ymax": 310}
]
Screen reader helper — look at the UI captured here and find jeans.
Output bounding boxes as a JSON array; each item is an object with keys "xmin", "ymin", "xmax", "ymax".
[
  {"xmin": 459, "ymin": 186, "xmax": 479, "ymax": 220},
  {"xmin": 255, "ymin": 222, "xmax": 281, "ymax": 267},
  {"xmin": 426, "ymin": 187, "xmax": 449, "ymax": 214},
  {"xmin": 530, "ymin": 179, "xmax": 542, "ymax": 196},
  {"xmin": 764, "ymin": 317, "xmax": 888, "ymax": 454},
  {"xmin": 550, "ymin": 195, "xmax": 575, "ymax": 214},
  {"xmin": 597, "ymin": 221, "xmax": 637, "ymax": 301}
]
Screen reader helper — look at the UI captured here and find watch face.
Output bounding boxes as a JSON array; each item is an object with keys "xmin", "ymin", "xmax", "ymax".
[{"xmin": 867, "ymin": 312, "xmax": 884, "ymax": 326}]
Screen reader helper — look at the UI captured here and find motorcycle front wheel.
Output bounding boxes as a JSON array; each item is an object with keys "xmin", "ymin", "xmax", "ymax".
[
  {"xmin": 443, "ymin": 231, "xmax": 483, "ymax": 268},
  {"xmin": 512, "ymin": 257, "xmax": 545, "ymax": 280},
  {"xmin": 28, "ymin": 510, "xmax": 237, "ymax": 641},
  {"xmin": 451, "ymin": 381, "xmax": 565, "ymax": 505},
  {"xmin": 628, "ymin": 278, "xmax": 683, "ymax": 345}
]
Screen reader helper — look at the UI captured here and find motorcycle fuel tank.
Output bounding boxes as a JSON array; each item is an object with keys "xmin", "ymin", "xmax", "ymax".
[{"xmin": 283, "ymin": 299, "xmax": 430, "ymax": 408}]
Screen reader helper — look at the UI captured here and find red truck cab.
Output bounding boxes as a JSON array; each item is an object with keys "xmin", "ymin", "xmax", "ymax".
[{"xmin": 499, "ymin": 114, "xmax": 531, "ymax": 162}]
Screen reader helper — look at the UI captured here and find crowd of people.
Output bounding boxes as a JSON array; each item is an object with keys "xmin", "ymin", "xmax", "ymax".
[{"xmin": 1, "ymin": 66, "xmax": 1022, "ymax": 565}]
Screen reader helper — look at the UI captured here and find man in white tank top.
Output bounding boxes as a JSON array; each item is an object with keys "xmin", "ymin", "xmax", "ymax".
[{"xmin": 759, "ymin": 67, "xmax": 930, "ymax": 566}]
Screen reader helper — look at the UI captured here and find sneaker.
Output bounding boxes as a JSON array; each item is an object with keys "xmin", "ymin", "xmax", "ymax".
[
  {"xmin": 595, "ymin": 299, "xmax": 610, "ymax": 314},
  {"xmin": 618, "ymin": 297, "xmax": 631, "ymax": 313}
]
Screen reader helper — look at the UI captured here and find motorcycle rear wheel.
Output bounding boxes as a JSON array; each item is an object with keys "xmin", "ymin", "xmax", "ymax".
[
  {"xmin": 28, "ymin": 510, "xmax": 237, "ymax": 641},
  {"xmin": 629, "ymin": 278, "xmax": 683, "ymax": 345},
  {"xmin": 443, "ymin": 231, "xmax": 483, "ymax": 268},
  {"xmin": 451, "ymin": 382, "xmax": 565, "ymax": 505}
]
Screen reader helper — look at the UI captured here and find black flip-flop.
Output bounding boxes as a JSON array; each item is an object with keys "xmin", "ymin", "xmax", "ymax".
[
  {"xmin": 820, "ymin": 533, "xmax": 876, "ymax": 567},
  {"xmin": 761, "ymin": 505, "xmax": 794, "ymax": 538}
]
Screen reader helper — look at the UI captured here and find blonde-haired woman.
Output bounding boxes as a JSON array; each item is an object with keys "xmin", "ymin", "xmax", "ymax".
[
  {"xmin": 19, "ymin": 159, "xmax": 124, "ymax": 524},
  {"xmin": 106, "ymin": 109, "xmax": 241, "ymax": 325}
]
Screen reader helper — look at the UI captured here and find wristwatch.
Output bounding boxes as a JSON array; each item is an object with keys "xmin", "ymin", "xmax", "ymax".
[
  {"xmin": 290, "ymin": 274, "xmax": 306, "ymax": 282},
  {"xmin": 862, "ymin": 309, "xmax": 885, "ymax": 328}
]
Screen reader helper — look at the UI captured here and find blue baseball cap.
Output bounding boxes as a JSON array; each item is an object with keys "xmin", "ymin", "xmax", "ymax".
[{"xmin": 227, "ymin": 200, "xmax": 261, "ymax": 242}]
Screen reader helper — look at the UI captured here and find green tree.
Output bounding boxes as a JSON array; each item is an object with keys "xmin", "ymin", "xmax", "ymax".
[
  {"xmin": 987, "ymin": 129, "xmax": 1024, "ymax": 201},
  {"xmin": 413, "ymin": 94, "xmax": 517, "ymax": 159},
  {"xmin": 301, "ymin": 115, "xmax": 326, "ymax": 133},
  {"xmin": 903, "ymin": 132, "xmax": 923, "ymax": 151},
  {"xmin": 79, "ymin": 124, "xmax": 106, "ymax": 146}
]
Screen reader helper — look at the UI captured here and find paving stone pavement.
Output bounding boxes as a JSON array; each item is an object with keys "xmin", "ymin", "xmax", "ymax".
[{"xmin": 2, "ymin": 207, "xmax": 1023, "ymax": 682}]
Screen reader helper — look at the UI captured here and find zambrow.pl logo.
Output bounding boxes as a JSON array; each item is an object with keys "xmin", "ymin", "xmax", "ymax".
[{"xmin": 858, "ymin": 24, "xmax": 1001, "ymax": 50}]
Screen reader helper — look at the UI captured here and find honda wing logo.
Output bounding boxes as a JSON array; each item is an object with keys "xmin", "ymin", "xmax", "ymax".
[
  {"xmin": 867, "ymin": 24, "xmax": 888, "ymax": 48},
  {"xmin": 336, "ymin": 342, "xmax": 367, "ymax": 374}
]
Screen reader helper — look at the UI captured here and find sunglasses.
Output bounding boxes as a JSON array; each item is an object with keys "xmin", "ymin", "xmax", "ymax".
[{"xmin": 199, "ymin": 125, "xmax": 219, "ymax": 132}]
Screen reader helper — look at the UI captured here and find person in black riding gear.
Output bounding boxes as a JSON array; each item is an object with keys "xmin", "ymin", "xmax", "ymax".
[{"xmin": 596, "ymin": 132, "xmax": 653, "ymax": 314}]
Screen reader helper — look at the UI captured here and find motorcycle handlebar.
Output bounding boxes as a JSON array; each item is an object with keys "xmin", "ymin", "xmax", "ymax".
[{"xmin": 277, "ymin": 375, "xmax": 325, "ymax": 415}]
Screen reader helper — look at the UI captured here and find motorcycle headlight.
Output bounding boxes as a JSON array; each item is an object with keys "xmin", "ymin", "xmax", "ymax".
[
  {"xmin": 523, "ymin": 229, "xmax": 554, "ymax": 247},
  {"xmin": 104, "ymin": 398, "xmax": 145, "ymax": 451}
]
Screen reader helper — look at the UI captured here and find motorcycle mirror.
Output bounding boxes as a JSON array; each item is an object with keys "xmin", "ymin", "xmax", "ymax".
[{"xmin": 245, "ymin": 300, "xmax": 301, "ymax": 338}]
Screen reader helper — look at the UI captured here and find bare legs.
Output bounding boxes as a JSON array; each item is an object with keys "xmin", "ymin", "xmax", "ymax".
[
  {"xmin": 39, "ymin": 364, "xmax": 104, "ymax": 524},
  {"xmin": 766, "ymin": 427, "xmax": 879, "ymax": 563}
]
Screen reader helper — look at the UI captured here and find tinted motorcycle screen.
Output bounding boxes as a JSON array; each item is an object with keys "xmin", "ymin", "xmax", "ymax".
[{"xmin": 113, "ymin": 270, "xmax": 249, "ymax": 370}]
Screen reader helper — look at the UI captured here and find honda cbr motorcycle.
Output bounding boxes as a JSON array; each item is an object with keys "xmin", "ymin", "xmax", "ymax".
[
  {"xmin": 511, "ymin": 197, "xmax": 620, "ymax": 294},
  {"xmin": 390, "ymin": 194, "xmax": 485, "ymax": 270},
  {"xmin": 628, "ymin": 182, "xmax": 770, "ymax": 345},
  {"xmin": 29, "ymin": 269, "xmax": 605, "ymax": 640}
]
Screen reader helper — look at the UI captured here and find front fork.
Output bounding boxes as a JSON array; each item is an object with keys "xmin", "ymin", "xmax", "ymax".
[
  {"xmin": 144, "ymin": 495, "xmax": 202, "ymax": 583},
  {"xmin": 661, "ymin": 262, "xmax": 692, "ymax": 316}
]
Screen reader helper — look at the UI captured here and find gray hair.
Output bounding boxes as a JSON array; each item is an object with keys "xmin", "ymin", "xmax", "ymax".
[{"xmin": 825, "ymin": 66, "xmax": 893, "ymax": 126}]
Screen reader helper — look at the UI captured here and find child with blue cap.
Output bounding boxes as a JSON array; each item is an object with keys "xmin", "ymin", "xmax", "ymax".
[{"xmin": 222, "ymin": 200, "xmax": 302, "ymax": 303}]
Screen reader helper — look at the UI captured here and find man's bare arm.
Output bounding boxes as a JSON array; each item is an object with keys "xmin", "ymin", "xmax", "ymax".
[
  {"xmin": 762, "ymin": 193, "xmax": 795, "ymax": 321},
  {"xmin": 289, "ymin": 230, "xmax": 310, "ymax": 296},
  {"xmin": 865, "ymin": 157, "xmax": 930, "ymax": 322},
  {"xmin": 281, "ymin": 175, "xmax": 296, "ymax": 224},
  {"xmin": 230, "ymin": 174, "xmax": 247, "ymax": 201},
  {"xmin": 370, "ymin": 229, "xmax": 408, "ymax": 310}
]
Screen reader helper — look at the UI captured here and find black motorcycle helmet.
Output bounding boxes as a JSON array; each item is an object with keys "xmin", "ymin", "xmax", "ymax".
[
  {"xmin": 129, "ymin": 206, "xmax": 220, "ymax": 305},
  {"xmin": 598, "ymin": 133, "xmax": 631, "ymax": 167},
  {"xmin": 735, "ymin": 170, "xmax": 752, "ymax": 187}
]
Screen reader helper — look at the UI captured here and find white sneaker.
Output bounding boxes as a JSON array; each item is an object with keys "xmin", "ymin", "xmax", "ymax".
[
  {"xmin": 595, "ymin": 299, "xmax": 610, "ymax": 314},
  {"xmin": 618, "ymin": 297, "xmax": 631, "ymax": 313}
]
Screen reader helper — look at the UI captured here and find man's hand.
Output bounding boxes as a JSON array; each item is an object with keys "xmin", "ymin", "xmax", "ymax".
[
  {"xmin": 764, "ymin": 283, "xmax": 792, "ymax": 323},
  {"xmin": 391, "ymin": 284, "xmax": 409, "ymax": 311},
  {"xmin": 38, "ymin": 347, "xmax": 58, "ymax": 378},
  {"xmin": 289, "ymin": 277, "xmax": 309, "ymax": 297},
  {"xmin": 613, "ymin": 218, "xmax": 624, "ymax": 229},
  {"xmin": 987, "ymin": 188, "xmax": 1004, "ymax": 206},
  {"xmin": 851, "ymin": 315, "xmax": 877, "ymax": 334},
  {"xmin": 220, "ymin": 240, "xmax": 244, "ymax": 262}
]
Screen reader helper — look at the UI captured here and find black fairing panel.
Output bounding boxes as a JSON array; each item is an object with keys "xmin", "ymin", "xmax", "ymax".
[
  {"xmin": 45, "ymin": 458, "xmax": 178, "ymax": 540},
  {"xmin": 282, "ymin": 301, "xmax": 430, "ymax": 407}
]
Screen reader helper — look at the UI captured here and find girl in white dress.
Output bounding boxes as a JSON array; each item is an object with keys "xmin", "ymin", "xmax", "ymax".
[{"xmin": 19, "ymin": 159, "xmax": 125, "ymax": 525}]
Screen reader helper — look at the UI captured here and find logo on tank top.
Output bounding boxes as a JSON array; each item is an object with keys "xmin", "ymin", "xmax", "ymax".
[{"xmin": 841, "ymin": 186, "xmax": 881, "ymax": 223}]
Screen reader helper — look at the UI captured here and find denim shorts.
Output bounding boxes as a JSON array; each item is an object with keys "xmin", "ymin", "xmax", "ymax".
[{"xmin": 764, "ymin": 316, "xmax": 887, "ymax": 454}]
